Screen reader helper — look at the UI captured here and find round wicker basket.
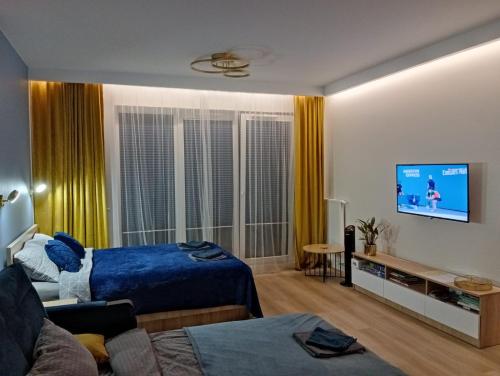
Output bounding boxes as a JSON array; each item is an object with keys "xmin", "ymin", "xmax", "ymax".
[{"xmin": 454, "ymin": 275, "xmax": 492, "ymax": 291}]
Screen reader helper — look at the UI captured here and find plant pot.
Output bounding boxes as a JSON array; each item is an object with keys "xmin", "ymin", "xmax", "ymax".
[{"xmin": 364, "ymin": 244, "xmax": 377, "ymax": 256}]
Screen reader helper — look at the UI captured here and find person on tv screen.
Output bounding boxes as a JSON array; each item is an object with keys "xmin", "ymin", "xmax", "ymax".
[
  {"xmin": 427, "ymin": 175, "xmax": 435, "ymax": 209},
  {"xmin": 426, "ymin": 174, "xmax": 441, "ymax": 211},
  {"xmin": 427, "ymin": 175, "xmax": 435, "ymax": 190},
  {"xmin": 397, "ymin": 182, "xmax": 403, "ymax": 195},
  {"xmin": 397, "ymin": 182, "xmax": 403, "ymax": 208},
  {"xmin": 427, "ymin": 190, "xmax": 441, "ymax": 211}
]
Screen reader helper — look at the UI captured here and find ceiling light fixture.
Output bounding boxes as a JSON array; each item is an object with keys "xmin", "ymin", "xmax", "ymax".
[{"xmin": 191, "ymin": 52, "xmax": 250, "ymax": 78}]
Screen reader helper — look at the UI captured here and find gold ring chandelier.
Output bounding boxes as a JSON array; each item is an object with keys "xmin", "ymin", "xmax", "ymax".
[{"xmin": 191, "ymin": 52, "xmax": 250, "ymax": 78}]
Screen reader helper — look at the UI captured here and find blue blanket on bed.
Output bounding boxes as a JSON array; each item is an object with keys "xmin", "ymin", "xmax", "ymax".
[
  {"xmin": 186, "ymin": 313, "xmax": 406, "ymax": 376},
  {"xmin": 89, "ymin": 244, "xmax": 262, "ymax": 317}
]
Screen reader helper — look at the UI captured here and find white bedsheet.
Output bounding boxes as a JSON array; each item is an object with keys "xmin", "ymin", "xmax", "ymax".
[{"xmin": 59, "ymin": 248, "xmax": 94, "ymax": 302}]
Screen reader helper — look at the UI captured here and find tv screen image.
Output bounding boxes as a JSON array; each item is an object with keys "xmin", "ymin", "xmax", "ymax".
[{"xmin": 396, "ymin": 164, "xmax": 469, "ymax": 222}]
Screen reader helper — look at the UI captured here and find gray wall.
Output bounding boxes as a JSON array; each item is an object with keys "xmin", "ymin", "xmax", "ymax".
[
  {"xmin": 325, "ymin": 40, "xmax": 500, "ymax": 283},
  {"xmin": 0, "ymin": 30, "xmax": 33, "ymax": 267}
]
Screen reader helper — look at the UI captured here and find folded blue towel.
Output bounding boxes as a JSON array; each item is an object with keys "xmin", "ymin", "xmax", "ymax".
[
  {"xmin": 191, "ymin": 248, "xmax": 224, "ymax": 260},
  {"xmin": 188, "ymin": 253, "xmax": 228, "ymax": 262},
  {"xmin": 178, "ymin": 241, "xmax": 214, "ymax": 250},
  {"xmin": 305, "ymin": 327, "xmax": 357, "ymax": 352},
  {"xmin": 294, "ymin": 331, "xmax": 365, "ymax": 358}
]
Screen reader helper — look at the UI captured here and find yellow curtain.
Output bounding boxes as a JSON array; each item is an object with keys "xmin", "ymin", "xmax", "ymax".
[
  {"xmin": 293, "ymin": 96, "xmax": 326, "ymax": 269},
  {"xmin": 30, "ymin": 81, "xmax": 109, "ymax": 248}
]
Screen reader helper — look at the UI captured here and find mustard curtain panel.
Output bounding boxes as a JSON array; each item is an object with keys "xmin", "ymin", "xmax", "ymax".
[
  {"xmin": 293, "ymin": 96, "xmax": 326, "ymax": 269},
  {"xmin": 30, "ymin": 81, "xmax": 109, "ymax": 248}
]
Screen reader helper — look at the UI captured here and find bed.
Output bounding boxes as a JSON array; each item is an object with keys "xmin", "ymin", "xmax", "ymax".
[
  {"xmin": 101, "ymin": 313, "xmax": 406, "ymax": 376},
  {"xmin": 6, "ymin": 225, "xmax": 261, "ymax": 330}
]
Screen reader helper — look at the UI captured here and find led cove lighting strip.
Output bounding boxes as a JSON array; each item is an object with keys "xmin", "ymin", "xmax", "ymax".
[{"xmin": 332, "ymin": 38, "xmax": 500, "ymax": 98}]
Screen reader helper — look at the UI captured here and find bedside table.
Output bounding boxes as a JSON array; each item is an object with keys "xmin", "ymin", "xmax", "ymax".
[{"xmin": 43, "ymin": 298, "xmax": 78, "ymax": 308}]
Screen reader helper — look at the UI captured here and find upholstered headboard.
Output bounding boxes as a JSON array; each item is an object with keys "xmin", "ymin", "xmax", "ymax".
[{"xmin": 6, "ymin": 224, "xmax": 38, "ymax": 266}]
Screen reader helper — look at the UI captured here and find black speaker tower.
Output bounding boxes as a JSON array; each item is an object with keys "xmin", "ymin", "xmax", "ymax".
[{"xmin": 341, "ymin": 225, "xmax": 355, "ymax": 287}]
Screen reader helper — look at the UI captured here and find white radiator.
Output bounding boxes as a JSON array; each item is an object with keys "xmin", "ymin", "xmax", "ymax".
[{"xmin": 326, "ymin": 198, "xmax": 347, "ymax": 245}]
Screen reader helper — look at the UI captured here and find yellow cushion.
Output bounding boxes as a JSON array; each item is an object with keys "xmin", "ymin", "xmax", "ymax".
[{"xmin": 74, "ymin": 333, "xmax": 109, "ymax": 363}]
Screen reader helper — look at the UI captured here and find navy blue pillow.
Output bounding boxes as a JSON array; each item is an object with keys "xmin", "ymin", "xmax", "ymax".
[
  {"xmin": 54, "ymin": 232, "xmax": 86, "ymax": 259},
  {"xmin": 45, "ymin": 240, "xmax": 81, "ymax": 272}
]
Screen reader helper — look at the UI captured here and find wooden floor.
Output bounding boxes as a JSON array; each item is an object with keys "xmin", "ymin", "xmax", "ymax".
[{"xmin": 254, "ymin": 270, "xmax": 500, "ymax": 376}]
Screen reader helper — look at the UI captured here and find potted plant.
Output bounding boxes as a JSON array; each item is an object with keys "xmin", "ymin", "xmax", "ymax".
[{"xmin": 357, "ymin": 217, "xmax": 385, "ymax": 256}]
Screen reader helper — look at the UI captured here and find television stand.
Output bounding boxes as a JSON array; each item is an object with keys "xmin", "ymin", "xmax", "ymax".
[{"xmin": 352, "ymin": 252, "xmax": 500, "ymax": 348}]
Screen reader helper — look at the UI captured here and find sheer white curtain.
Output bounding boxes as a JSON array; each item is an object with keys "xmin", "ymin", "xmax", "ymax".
[{"xmin": 103, "ymin": 85, "xmax": 293, "ymax": 268}]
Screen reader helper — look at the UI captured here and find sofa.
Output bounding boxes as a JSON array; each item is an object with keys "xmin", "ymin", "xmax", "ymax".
[{"xmin": 0, "ymin": 264, "xmax": 136, "ymax": 376}]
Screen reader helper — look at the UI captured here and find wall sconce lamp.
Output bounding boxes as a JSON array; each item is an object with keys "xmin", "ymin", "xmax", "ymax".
[
  {"xmin": 0, "ymin": 190, "xmax": 20, "ymax": 208},
  {"xmin": 33, "ymin": 183, "xmax": 47, "ymax": 194}
]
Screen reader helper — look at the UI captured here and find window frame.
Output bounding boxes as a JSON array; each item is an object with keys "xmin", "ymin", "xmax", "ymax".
[
  {"xmin": 239, "ymin": 113, "xmax": 294, "ymax": 264},
  {"xmin": 108, "ymin": 106, "xmax": 293, "ymax": 263}
]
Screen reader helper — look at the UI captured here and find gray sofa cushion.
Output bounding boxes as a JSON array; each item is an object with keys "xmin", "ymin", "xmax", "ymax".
[
  {"xmin": 28, "ymin": 319, "xmax": 98, "ymax": 376},
  {"xmin": 105, "ymin": 328, "xmax": 160, "ymax": 376}
]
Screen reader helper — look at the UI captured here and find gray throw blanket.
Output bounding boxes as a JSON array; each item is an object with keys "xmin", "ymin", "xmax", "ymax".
[{"xmin": 185, "ymin": 313, "xmax": 406, "ymax": 376}]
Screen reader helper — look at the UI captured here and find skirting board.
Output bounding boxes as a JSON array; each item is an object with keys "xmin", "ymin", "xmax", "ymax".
[
  {"xmin": 353, "ymin": 285, "xmax": 480, "ymax": 347},
  {"xmin": 137, "ymin": 305, "xmax": 249, "ymax": 332}
]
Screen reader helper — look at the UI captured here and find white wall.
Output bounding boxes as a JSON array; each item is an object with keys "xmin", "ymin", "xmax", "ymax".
[
  {"xmin": 325, "ymin": 40, "xmax": 500, "ymax": 282},
  {"xmin": 0, "ymin": 31, "xmax": 33, "ymax": 268}
]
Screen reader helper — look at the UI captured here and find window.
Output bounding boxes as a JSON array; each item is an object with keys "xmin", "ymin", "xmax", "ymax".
[
  {"xmin": 115, "ymin": 106, "xmax": 293, "ymax": 260},
  {"xmin": 241, "ymin": 116, "xmax": 292, "ymax": 259},
  {"xmin": 119, "ymin": 110, "xmax": 176, "ymax": 246},
  {"xmin": 184, "ymin": 118, "xmax": 235, "ymax": 251}
]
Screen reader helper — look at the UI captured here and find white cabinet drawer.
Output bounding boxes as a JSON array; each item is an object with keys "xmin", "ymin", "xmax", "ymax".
[
  {"xmin": 424, "ymin": 296, "xmax": 479, "ymax": 339},
  {"xmin": 383, "ymin": 279, "xmax": 426, "ymax": 315},
  {"xmin": 352, "ymin": 268, "xmax": 384, "ymax": 296}
]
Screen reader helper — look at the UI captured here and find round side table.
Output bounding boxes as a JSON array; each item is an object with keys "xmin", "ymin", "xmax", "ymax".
[{"xmin": 303, "ymin": 243, "xmax": 344, "ymax": 282}]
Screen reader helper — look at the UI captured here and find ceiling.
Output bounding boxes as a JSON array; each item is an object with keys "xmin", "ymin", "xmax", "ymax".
[{"xmin": 2, "ymin": 0, "xmax": 500, "ymax": 93}]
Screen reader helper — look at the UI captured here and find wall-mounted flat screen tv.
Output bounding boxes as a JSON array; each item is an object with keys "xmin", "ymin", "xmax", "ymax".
[{"xmin": 396, "ymin": 163, "xmax": 469, "ymax": 222}]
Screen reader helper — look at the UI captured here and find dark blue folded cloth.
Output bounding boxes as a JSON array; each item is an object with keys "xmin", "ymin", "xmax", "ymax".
[
  {"xmin": 305, "ymin": 327, "xmax": 357, "ymax": 352},
  {"xmin": 191, "ymin": 248, "xmax": 224, "ymax": 259},
  {"xmin": 178, "ymin": 241, "xmax": 214, "ymax": 250}
]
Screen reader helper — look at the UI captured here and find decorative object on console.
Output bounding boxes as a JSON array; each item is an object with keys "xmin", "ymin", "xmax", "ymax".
[
  {"xmin": 454, "ymin": 275, "xmax": 493, "ymax": 291},
  {"xmin": 356, "ymin": 217, "xmax": 385, "ymax": 256},
  {"xmin": 379, "ymin": 219, "xmax": 399, "ymax": 256},
  {"xmin": 0, "ymin": 189, "xmax": 20, "ymax": 208}
]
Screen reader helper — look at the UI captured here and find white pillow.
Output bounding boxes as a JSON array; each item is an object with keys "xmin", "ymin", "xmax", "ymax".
[
  {"xmin": 30, "ymin": 233, "xmax": 55, "ymax": 246},
  {"xmin": 14, "ymin": 236, "xmax": 60, "ymax": 282}
]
